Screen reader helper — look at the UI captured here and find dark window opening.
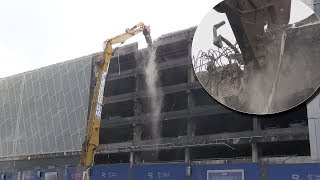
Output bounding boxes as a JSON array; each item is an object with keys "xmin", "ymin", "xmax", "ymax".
[
  {"xmin": 102, "ymin": 100, "xmax": 134, "ymax": 118},
  {"xmin": 105, "ymin": 77, "xmax": 136, "ymax": 97},
  {"xmin": 195, "ymin": 114, "xmax": 253, "ymax": 136},
  {"xmin": 94, "ymin": 153, "xmax": 130, "ymax": 164},
  {"xmin": 191, "ymin": 144, "xmax": 251, "ymax": 160},
  {"xmin": 108, "ymin": 53, "xmax": 136, "ymax": 74},
  {"xmin": 100, "ymin": 125, "xmax": 133, "ymax": 144}
]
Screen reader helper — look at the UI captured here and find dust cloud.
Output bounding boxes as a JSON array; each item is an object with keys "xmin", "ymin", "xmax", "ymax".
[{"xmin": 145, "ymin": 47, "xmax": 163, "ymax": 140}]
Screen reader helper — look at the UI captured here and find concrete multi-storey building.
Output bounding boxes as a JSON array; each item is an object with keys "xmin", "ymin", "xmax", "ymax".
[
  {"xmin": 302, "ymin": 0, "xmax": 320, "ymax": 13},
  {"xmin": 0, "ymin": 0, "xmax": 319, "ymax": 172}
]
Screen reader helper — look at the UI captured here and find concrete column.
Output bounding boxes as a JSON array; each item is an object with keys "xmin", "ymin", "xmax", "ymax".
[
  {"xmin": 133, "ymin": 123, "xmax": 142, "ymax": 142},
  {"xmin": 252, "ymin": 143, "xmax": 259, "ymax": 163},
  {"xmin": 185, "ymin": 148, "xmax": 190, "ymax": 163},
  {"xmin": 133, "ymin": 123, "xmax": 142, "ymax": 163},
  {"xmin": 307, "ymin": 93, "xmax": 320, "ymax": 162},
  {"xmin": 307, "ymin": 6, "xmax": 320, "ymax": 162},
  {"xmin": 185, "ymin": 117, "xmax": 196, "ymax": 163},
  {"xmin": 187, "ymin": 41, "xmax": 195, "ymax": 109},
  {"xmin": 129, "ymin": 152, "xmax": 134, "ymax": 168},
  {"xmin": 132, "ymin": 52, "xmax": 143, "ymax": 163},
  {"xmin": 252, "ymin": 116, "xmax": 260, "ymax": 162},
  {"xmin": 304, "ymin": 0, "xmax": 319, "ymax": 127},
  {"xmin": 253, "ymin": 116, "xmax": 261, "ymax": 130},
  {"xmin": 185, "ymin": 40, "xmax": 195, "ymax": 163}
]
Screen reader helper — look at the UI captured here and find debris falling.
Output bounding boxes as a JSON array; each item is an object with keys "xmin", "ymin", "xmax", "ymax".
[{"xmin": 145, "ymin": 47, "xmax": 163, "ymax": 140}]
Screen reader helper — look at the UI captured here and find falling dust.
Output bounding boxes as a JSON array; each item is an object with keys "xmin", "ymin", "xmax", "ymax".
[
  {"xmin": 145, "ymin": 46, "xmax": 163, "ymax": 140},
  {"xmin": 244, "ymin": 30, "xmax": 288, "ymax": 114}
]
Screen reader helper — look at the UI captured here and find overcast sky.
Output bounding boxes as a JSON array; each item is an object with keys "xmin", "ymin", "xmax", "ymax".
[
  {"xmin": 0, "ymin": 0, "xmax": 225, "ymax": 78},
  {"xmin": 0, "ymin": 0, "xmax": 315, "ymax": 78}
]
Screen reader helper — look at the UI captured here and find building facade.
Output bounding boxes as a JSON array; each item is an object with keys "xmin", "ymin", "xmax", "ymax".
[
  {"xmin": 0, "ymin": 56, "xmax": 93, "ymax": 171},
  {"xmin": 302, "ymin": 0, "xmax": 320, "ymax": 14}
]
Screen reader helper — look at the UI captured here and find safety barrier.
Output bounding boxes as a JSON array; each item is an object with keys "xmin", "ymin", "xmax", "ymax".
[
  {"xmin": 1, "ymin": 172, "xmax": 21, "ymax": 180},
  {"xmin": 22, "ymin": 170, "xmax": 41, "ymax": 180},
  {"xmin": 192, "ymin": 163, "xmax": 260, "ymax": 180},
  {"xmin": 90, "ymin": 164, "xmax": 129, "ymax": 180},
  {"xmin": 65, "ymin": 166, "xmax": 88, "ymax": 180},
  {"xmin": 42, "ymin": 168, "xmax": 64, "ymax": 180},
  {"xmin": 266, "ymin": 163, "xmax": 320, "ymax": 180},
  {"xmin": 132, "ymin": 163, "xmax": 187, "ymax": 180},
  {"xmin": 1, "ymin": 162, "xmax": 320, "ymax": 180}
]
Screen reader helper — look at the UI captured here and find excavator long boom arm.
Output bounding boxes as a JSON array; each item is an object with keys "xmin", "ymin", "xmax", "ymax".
[{"xmin": 80, "ymin": 22, "xmax": 152, "ymax": 166}]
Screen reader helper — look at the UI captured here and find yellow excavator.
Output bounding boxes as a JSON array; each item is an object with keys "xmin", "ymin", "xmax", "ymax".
[{"xmin": 80, "ymin": 22, "xmax": 152, "ymax": 166}]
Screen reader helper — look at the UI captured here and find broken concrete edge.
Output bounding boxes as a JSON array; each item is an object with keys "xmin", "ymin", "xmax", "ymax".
[
  {"xmin": 154, "ymin": 26, "xmax": 197, "ymax": 46},
  {"xmin": 118, "ymin": 26, "xmax": 197, "ymax": 54},
  {"xmin": 0, "ymin": 154, "xmax": 312, "ymax": 166},
  {"xmin": 293, "ymin": 13, "xmax": 320, "ymax": 27},
  {"xmin": 111, "ymin": 42, "xmax": 139, "ymax": 57},
  {"xmin": 95, "ymin": 127, "xmax": 308, "ymax": 153},
  {"xmin": 105, "ymin": 26, "xmax": 197, "ymax": 56},
  {"xmin": 191, "ymin": 156, "xmax": 312, "ymax": 165}
]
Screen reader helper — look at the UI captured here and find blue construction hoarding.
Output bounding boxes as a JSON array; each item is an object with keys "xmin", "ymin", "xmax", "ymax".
[
  {"xmin": 192, "ymin": 163, "xmax": 261, "ymax": 180},
  {"xmin": 21, "ymin": 170, "xmax": 41, "ymax": 180},
  {"xmin": 42, "ymin": 168, "xmax": 65, "ymax": 180},
  {"xmin": 132, "ymin": 163, "xmax": 188, "ymax": 180},
  {"xmin": 2, "ymin": 162, "xmax": 320, "ymax": 179},
  {"xmin": 266, "ymin": 163, "xmax": 320, "ymax": 180},
  {"xmin": 1, "ymin": 172, "xmax": 21, "ymax": 180},
  {"xmin": 90, "ymin": 164, "xmax": 130, "ymax": 180},
  {"xmin": 65, "ymin": 166, "xmax": 88, "ymax": 180}
]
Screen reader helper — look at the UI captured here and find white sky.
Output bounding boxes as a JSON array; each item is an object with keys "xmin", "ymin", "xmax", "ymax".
[
  {"xmin": 191, "ymin": 0, "xmax": 315, "ymax": 72},
  {"xmin": 0, "ymin": 0, "xmax": 224, "ymax": 78}
]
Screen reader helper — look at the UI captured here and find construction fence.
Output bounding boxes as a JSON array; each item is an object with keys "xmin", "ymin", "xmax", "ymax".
[{"xmin": 1, "ymin": 162, "xmax": 320, "ymax": 180}]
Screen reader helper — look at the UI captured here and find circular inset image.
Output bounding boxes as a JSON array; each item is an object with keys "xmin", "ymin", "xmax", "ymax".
[{"xmin": 192, "ymin": 0, "xmax": 320, "ymax": 114}]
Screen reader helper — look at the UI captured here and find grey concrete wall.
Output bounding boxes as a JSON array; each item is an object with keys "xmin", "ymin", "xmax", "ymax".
[
  {"xmin": 306, "ymin": 0, "xmax": 320, "ymax": 162},
  {"xmin": 0, "ymin": 56, "xmax": 92, "ymax": 158},
  {"xmin": 301, "ymin": 0, "xmax": 320, "ymax": 18},
  {"xmin": 314, "ymin": 0, "xmax": 320, "ymax": 17},
  {"xmin": 307, "ymin": 93, "xmax": 320, "ymax": 162},
  {"xmin": 301, "ymin": 0, "xmax": 315, "ymax": 7}
]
